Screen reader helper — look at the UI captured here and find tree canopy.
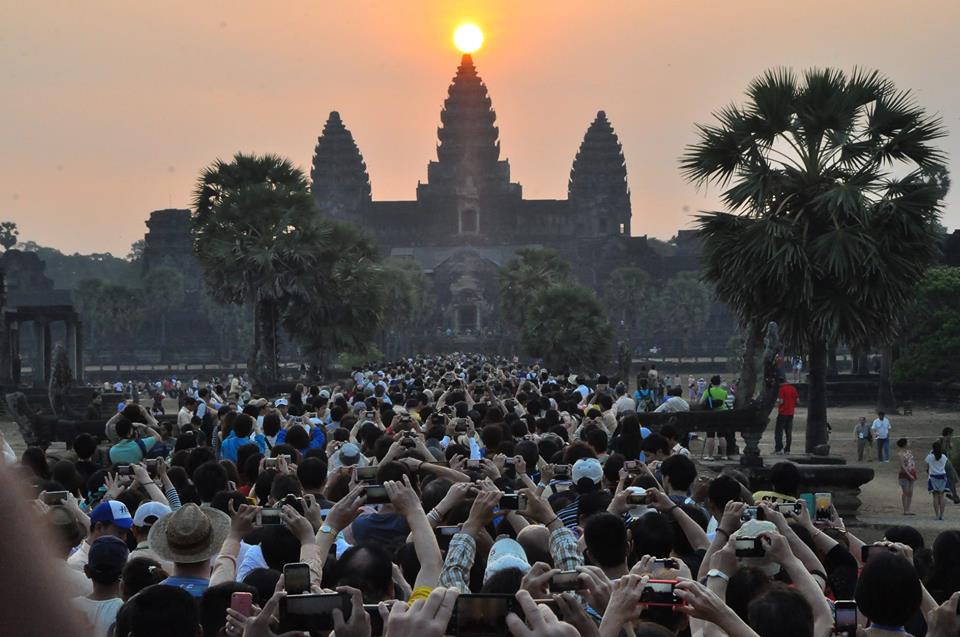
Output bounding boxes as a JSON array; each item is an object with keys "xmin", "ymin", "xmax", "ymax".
[
  {"xmin": 521, "ymin": 283, "xmax": 611, "ymax": 372},
  {"xmin": 499, "ymin": 248, "xmax": 571, "ymax": 329},
  {"xmin": 895, "ymin": 267, "xmax": 960, "ymax": 383}
]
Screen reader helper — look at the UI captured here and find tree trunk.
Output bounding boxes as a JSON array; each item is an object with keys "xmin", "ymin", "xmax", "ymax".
[
  {"xmin": 252, "ymin": 297, "xmax": 279, "ymax": 390},
  {"xmin": 827, "ymin": 343, "xmax": 839, "ymax": 376},
  {"xmin": 805, "ymin": 337, "xmax": 830, "ymax": 453},
  {"xmin": 877, "ymin": 344, "xmax": 898, "ymax": 413},
  {"xmin": 735, "ymin": 322, "xmax": 762, "ymax": 408}
]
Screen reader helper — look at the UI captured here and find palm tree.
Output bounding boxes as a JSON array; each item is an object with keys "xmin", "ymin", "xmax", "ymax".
[
  {"xmin": 682, "ymin": 68, "xmax": 946, "ymax": 452},
  {"xmin": 192, "ymin": 153, "xmax": 318, "ymax": 387},
  {"xmin": 499, "ymin": 248, "xmax": 571, "ymax": 330}
]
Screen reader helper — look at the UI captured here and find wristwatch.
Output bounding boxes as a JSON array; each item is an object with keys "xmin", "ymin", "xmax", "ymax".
[
  {"xmin": 706, "ymin": 569, "xmax": 730, "ymax": 582},
  {"xmin": 319, "ymin": 524, "xmax": 337, "ymax": 536}
]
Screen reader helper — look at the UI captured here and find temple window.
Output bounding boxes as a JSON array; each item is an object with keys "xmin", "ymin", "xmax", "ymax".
[{"xmin": 459, "ymin": 208, "xmax": 479, "ymax": 234}]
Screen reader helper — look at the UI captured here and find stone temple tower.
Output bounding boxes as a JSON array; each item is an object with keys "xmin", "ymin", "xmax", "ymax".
[
  {"xmin": 311, "ymin": 111, "xmax": 372, "ymax": 222},
  {"xmin": 568, "ymin": 110, "xmax": 632, "ymax": 236}
]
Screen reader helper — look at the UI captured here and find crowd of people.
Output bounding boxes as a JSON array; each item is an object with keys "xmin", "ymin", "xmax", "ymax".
[{"xmin": 3, "ymin": 353, "xmax": 960, "ymax": 637}]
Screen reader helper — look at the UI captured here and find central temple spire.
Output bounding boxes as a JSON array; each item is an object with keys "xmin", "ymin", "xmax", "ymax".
[{"xmin": 436, "ymin": 54, "xmax": 500, "ymax": 167}]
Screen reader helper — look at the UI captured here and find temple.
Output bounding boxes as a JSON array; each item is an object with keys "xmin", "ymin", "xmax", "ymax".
[{"xmin": 312, "ymin": 54, "xmax": 661, "ymax": 343}]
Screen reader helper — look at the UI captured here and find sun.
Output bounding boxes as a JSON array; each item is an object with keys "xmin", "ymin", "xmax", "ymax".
[{"xmin": 453, "ymin": 23, "xmax": 484, "ymax": 54}]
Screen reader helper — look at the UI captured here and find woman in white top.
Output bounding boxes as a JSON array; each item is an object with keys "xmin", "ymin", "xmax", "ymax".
[{"xmin": 925, "ymin": 440, "xmax": 949, "ymax": 520}]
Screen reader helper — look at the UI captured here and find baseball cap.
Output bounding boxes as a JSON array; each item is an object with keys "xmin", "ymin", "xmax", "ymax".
[
  {"xmin": 572, "ymin": 458, "xmax": 603, "ymax": 485},
  {"xmin": 90, "ymin": 500, "xmax": 134, "ymax": 529},
  {"xmin": 134, "ymin": 501, "xmax": 172, "ymax": 528},
  {"xmin": 275, "ymin": 398, "xmax": 289, "ymax": 407},
  {"xmin": 484, "ymin": 537, "xmax": 531, "ymax": 582},
  {"xmin": 87, "ymin": 536, "xmax": 129, "ymax": 580}
]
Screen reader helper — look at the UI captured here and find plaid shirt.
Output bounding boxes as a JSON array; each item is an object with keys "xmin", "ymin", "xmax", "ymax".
[{"xmin": 438, "ymin": 525, "xmax": 583, "ymax": 593}]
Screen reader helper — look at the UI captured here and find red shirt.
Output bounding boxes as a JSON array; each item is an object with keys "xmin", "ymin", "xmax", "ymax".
[{"xmin": 778, "ymin": 384, "xmax": 799, "ymax": 416}]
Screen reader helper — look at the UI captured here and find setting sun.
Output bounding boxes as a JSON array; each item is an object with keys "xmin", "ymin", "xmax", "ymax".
[{"xmin": 453, "ymin": 23, "xmax": 484, "ymax": 54}]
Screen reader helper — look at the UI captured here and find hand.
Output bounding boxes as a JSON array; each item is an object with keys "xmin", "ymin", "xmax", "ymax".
[
  {"xmin": 332, "ymin": 586, "xmax": 371, "ymax": 637},
  {"xmin": 277, "ymin": 455, "xmax": 294, "ymax": 476},
  {"xmin": 324, "ymin": 485, "xmax": 367, "ymax": 534},
  {"xmin": 224, "ymin": 589, "xmax": 284, "ymax": 637},
  {"xmin": 156, "ymin": 457, "xmax": 169, "ymax": 484},
  {"xmin": 539, "ymin": 464, "xmax": 555, "ymax": 485},
  {"xmin": 759, "ymin": 531, "xmax": 793, "ymax": 565},
  {"xmin": 878, "ymin": 540, "xmax": 914, "ymax": 564},
  {"xmin": 103, "ymin": 472, "xmax": 126, "ymax": 500},
  {"xmin": 228, "ymin": 501, "xmax": 260, "ymax": 539},
  {"xmin": 926, "ymin": 591, "xmax": 960, "ymax": 637},
  {"xmin": 710, "ymin": 535, "xmax": 739, "ymax": 576},
  {"xmin": 449, "ymin": 454, "xmax": 466, "ymax": 472},
  {"xmin": 576, "ymin": 566, "xmax": 612, "ymax": 614},
  {"xmin": 384, "ymin": 587, "xmax": 459, "ymax": 637},
  {"xmin": 601, "ymin": 574, "xmax": 645, "ymax": 624},
  {"xmin": 758, "ymin": 501, "xmax": 789, "ymax": 532},
  {"xmin": 520, "ymin": 562, "xmax": 559, "ymax": 598},
  {"xmin": 513, "ymin": 456, "xmax": 528, "ymax": 476},
  {"xmin": 301, "ymin": 494, "xmax": 323, "ymax": 530},
  {"xmin": 392, "ymin": 563, "xmax": 413, "ymax": 601},
  {"xmin": 385, "ymin": 475, "xmax": 424, "ymax": 518},
  {"xmin": 132, "ymin": 463, "xmax": 151, "ymax": 485},
  {"xmin": 506, "ymin": 590, "xmax": 579, "ymax": 637},
  {"xmin": 553, "ymin": 592, "xmax": 601, "ymax": 637},
  {"xmin": 462, "ymin": 490, "xmax": 500, "ymax": 535},
  {"xmin": 280, "ymin": 505, "xmax": 315, "ymax": 545},
  {"xmin": 492, "ymin": 453, "xmax": 508, "ymax": 474},
  {"xmin": 645, "ymin": 488, "xmax": 675, "ymax": 512},
  {"xmin": 519, "ymin": 486, "xmax": 556, "ymax": 526},
  {"xmin": 718, "ymin": 500, "xmax": 746, "ymax": 535},
  {"xmin": 607, "ymin": 488, "xmax": 631, "ymax": 516},
  {"xmin": 480, "ymin": 458, "xmax": 501, "ymax": 480},
  {"xmin": 674, "ymin": 578, "xmax": 735, "ymax": 625}
]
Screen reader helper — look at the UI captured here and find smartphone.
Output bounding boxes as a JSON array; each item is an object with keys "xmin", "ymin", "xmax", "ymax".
[
  {"xmin": 264, "ymin": 458, "xmax": 279, "ymax": 470},
  {"xmin": 144, "ymin": 459, "xmax": 159, "ymax": 478},
  {"xmin": 550, "ymin": 570, "xmax": 581, "ymax": 592},
  {"xmin": 815, "ymin": 492, "xmax": 833, "ymax": 521},
  {"xmin": 653, "ymin": 558, "xmax": 680, "ymax": 570},
  {"xmin": 498, "ymin": 493, "xmax": 527, "ymax": 511},
  {"xmin": 451, "ymin": 594, "xmax": 517, "ymax": 636},
  {"xmin": 283, "ymin": 562, "xmax": 311, "ymax": 595},
  {"xmin": 116, "ymin": 464, "xmax": 134, "ymax": 477},
  {"xmin": 230, "ymin": 592, "xmax": 254, "ymax": 617},
  {"xmin": 258, "ymin": 508, "xmax": 283, "ymax": 526},
  {"xmin": 640, "ymin": 580, "xmax": 681, "ymax": 606},
  {"xmin": 364, "ymin": 485, "xmax": 390, "ymax": 505},
  {"xmin": 623, "ymin": 460, "xmax": 643, "ymax": 472},
  {"xmin": 734, "ymin": 536, "xmax": 765, "ymax": 558},
  {"xmin": 775, "ymin": 502, "xmax": 804, "ymax": 517},
  {"xmin": 354, "ymin": 466, "xmax": 379, "ymax": 483},
  {"xmin": 365, "ymin": 602, "xmax": 393, "ymax": 637},
  {"xmin": 860, "ymin": 543, "xmax": 896, "ymax": 563},
  {"xmin": 280, "ymin": 592, "xmax": 351, "ymax": 632},
  {"xmin": 552, "ymin": 464, "xmax": 572, "ymax": 479},
  {"xmin": 41, "ymin": 491, "xmax": 69, "ymax": 506},
  {"xmin": 740, "ymin": 506, "xmax": 763, "ymax": 522},
  {"xmin": 435, "ymin": 525, "xmax": 462, "ymax": 551},
  {"xmin": 834, "ymin": 600, "xmax": 858, "ymax": 635},
  {"xmin": 466, "ymin": 459, "xmax": 481, "ymax": 470},
  {"xmin": 626, "ymin": 489, "xmax": 649, "ymax": 506}
]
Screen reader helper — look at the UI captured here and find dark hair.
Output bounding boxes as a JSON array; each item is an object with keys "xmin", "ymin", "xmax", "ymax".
[
  {"xmin": 242, "ymin": 568, "xmax": 280, "ymax": 605},
  {"xmin": 297, "ymin": 457, "xmax": 328, "ymax": 490},
  {"xmin": 283, "ymin": 426, "xmax": 310, "ymax": 451},
  {"xmin": 121, "ymin": 557, "xmax": 168, "ymax": 600},
  {"xmin": 200, "ymin": 582, "xmax": 258, "ymax": 637},
  {"xmin": 641, "ymin": 432, "xmax": 671, "ymax": 457},
  {"xmin": 192, "ymin": 461, "xmax": 229, "ymax": 503},
  {"xmin": 896, "ymin": 438, "xmax": 909, "ymax": 448},
  {"xmin": 748, "ymin": 584, "xmax": 814, "ymax": 637},
  {"xmin": 122, "ymin": 404, "xmax": 147, "ymax": 423},
  {"xmin": 334, "ymin": 545, "xmax": 394, "ymax": 603},
  {"xmin": 942, "ymin": 427, "xmax": 954, "ymax": 437},
  {"xmin": 115, "ymin": 418, "xmax": 134, "ymax": 439},
  {"xmin": 856, "ymin": 551, "xmax": 922, "ymax": 627},
  {"xmin": 115, "ymin": 584, "xmax": 200, "ymax": 637},
  {"xmin": 925, "ymin": 530, "xmax": 960, "ymax": 603},
  {"xmin": 241, "ymin": 453, "xmax": 262, "ymax": 486},
  {"xmin": 21, "ymin": 447, "xmax": 51, "ymax": 480},
  {"xmin": 613, "ymin": 414, "xmax": 642, "ymax": 460},
  {"xmin": 270, "ymin": 474, "xmax": 304, "ymax": 502},
  {"xmin": 480, "ymin": 567, "xmax": 524, "ymax": 595},
  {"xmin": 260, "ymin": 526, "xmax": 302, "ymax": 570},
  {"xmin": 727, "ymin": 566, "xmax": 772, "ymax": 621},
  {"xmin": 628, "ymin": 511, "xmax": 674, "ymax": 561},
  {"xmin": 659, "ymin": 423, "xmax": 681, "ymax": 443},
  {"xmin": 73, "ymin": 433, "xmax": 98, "ymax": 460},
  {"xmin": 583, "ymin": 513, "xmax": 629, "ymax": 568},
  {"xmin": 660, "ymin": 454, "xmax": 697, "ymax": 492},
  {"xmin": 262, "ymin": 413, "xmax": 282, "ymax": 437},
  {"xmin": 233, "ymin": 414, "xmax": 255, "ymax": 438},
  {"xmin": 932, "ymin": 440, "xmax": 944, "ymax": 461},
  {"xmin": 186, "ymin": 447, "xmax": 217, "ymax": 479},
  {"xmin": 210, "ymin": 490, "xmax": 246, "ymax": 516},
  {"xmin": 769, "ymin": 461, "xmax": 801, "ymax": 497},
  {"xmin": 707, "ymin": 474, "xmax": 743, "ymax": 512}
]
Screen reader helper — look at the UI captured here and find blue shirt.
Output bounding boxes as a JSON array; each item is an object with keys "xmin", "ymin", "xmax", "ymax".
[
  {"xmin": 160, "ymin": 576, "xmax": 209, "ymax": 597},
  {"xmin": 220, "ymin": 431, "xmax": 267, "ymax": 463},
  {"xmin": 276, "ymin": 426, "xmax": 326, "ymax": 452}
]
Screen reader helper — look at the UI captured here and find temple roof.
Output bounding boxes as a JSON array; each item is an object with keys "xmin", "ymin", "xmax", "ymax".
[
  {"xmin": 435, "ymin": 54, "xmax": 501, "ymax": 167},
  {"xmin": 568, "ymin": 110, "xmax": 630, "ymax": 207},
  {"xmin": 311, "ymin": 111, "xmax": 371, "ymax": 208}
]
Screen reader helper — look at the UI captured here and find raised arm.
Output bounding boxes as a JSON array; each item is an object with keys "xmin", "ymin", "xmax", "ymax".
[{"xmin": 386, "ymin": 477, "xmax": 444, "ymax": 590}]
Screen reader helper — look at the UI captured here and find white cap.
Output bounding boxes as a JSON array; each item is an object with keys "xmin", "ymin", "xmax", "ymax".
[
  {"xmin": 572, "ymin": 458, "xmax": 603, "ymax": 484},
  {"xmin": 133, "ymin": 502, "xmax": 172, "ymax": 528},
  {"xmin": 484, "ymin": 537, "xmax": 531, "ymax": 582}
]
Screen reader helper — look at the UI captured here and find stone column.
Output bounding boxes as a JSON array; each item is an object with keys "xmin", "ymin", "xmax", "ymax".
[
  {"xmin": 42, "ymin": 320, "xmax": 52, "ymax": 384},
  {"xmin": 66, "ymin": 320, "xmax": 78, "ymax": 377},
  {"xmin": 34, "ymin": 320, "xmax": 46, "ymax": 385},
  {"xmin": 75, "ymin": 321, "xmax": 84, "ymax": 383}
]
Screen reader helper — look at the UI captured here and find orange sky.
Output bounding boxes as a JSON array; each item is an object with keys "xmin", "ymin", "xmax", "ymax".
[{"xmin": 2, "ymin": 1, "xmax": 958, "ymax": 256}]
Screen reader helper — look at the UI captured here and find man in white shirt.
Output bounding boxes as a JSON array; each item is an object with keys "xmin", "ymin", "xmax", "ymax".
[
  {"xmin": 613, "ymin": 384, "xmax": 636, "ymax": 414},
  {"xmin": 654, "ymin": 386, "xmax": 690, "ymax": 413},
  {"xmin": 871, "ymin": 411, "xmax": 892, "ymax": 462}
]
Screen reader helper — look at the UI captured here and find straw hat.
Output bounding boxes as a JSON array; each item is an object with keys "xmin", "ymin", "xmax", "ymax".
[{"xmin": 148, "ymin": 503, "xmax": 231, "ymax": 563}]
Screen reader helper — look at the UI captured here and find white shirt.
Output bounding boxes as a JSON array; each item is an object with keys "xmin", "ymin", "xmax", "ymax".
[
  {"xmin": 59, "ymin": 560, "xmax": 93, "ymax": 597},
  {"xmin": 655, "ymin": 396, "xmax": 690, "ymax": 413},
  {"xmin": 177, "ymin": 406, "xmax": 193, "ymax": 427},
  {"xmin": 67, "ymin": 540, "xmax": 90, "ymax": 571},
  {"xmin": 926, "ymin": 453, "xmax": 949, "ymax": 475},
  {"xmin": 871, "ymin": 417, "xmax": 891, "ymax": 439},
  {"xmin": 72, "ymin": 597, "xmax": 123, "ymax": 637}
]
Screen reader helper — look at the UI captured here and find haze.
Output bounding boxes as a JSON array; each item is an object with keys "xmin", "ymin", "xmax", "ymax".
[{"xmin": 2, "ymin": 0, "xmax": 958, "ymax": 256}]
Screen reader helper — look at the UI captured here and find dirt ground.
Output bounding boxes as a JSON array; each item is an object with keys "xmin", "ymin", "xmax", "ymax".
[{"xmin": 3, "ymin": 400, "xmax": 957, "ymax": 540}]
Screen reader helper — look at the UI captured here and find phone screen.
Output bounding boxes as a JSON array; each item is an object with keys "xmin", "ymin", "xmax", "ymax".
[
  {"xmin": 259, "ymin": 508, "xmax": 283, "ymax": 526},
  {"xmin": 364, "ymin": 485, "xmax": 390, "ymax": 504},
  {"xmin": 42, "ymin": 491, "xmax": 69, "ymax": 506},
  {"xmin": 454, "ymin": 595, "xmax": 514, "ymax": 636},
  {"xmin": 355, "ymin": 466, "xmax": 378, "ymax": 482},
  {"xmin": 498, "ymin": 494, "xmax": 526, "ymax": 511},
  {"xmin": 284, "ymin": 563, "xmax": 311, "ymax": 595},
  {"xmin": 281, "ymin": 593, "xmax": 351, "ymax": 632},
  {"xmin": 550, "ymin": 571, "xmax": 581, "ymax": 592}
]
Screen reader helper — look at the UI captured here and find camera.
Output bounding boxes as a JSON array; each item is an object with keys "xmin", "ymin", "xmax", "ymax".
[
  {"xmin": 775, "ymin": 501, "xmax": 804, "ymax": 517},
  {"xmin": 653, "ymin": 558, "xmax": 680, "ymax": 570},
  {"xmin": 623, "ymin": 460, "xmax": 644, "ymax": 472},
  {"xmin": 740, "ymin": 506, "xmax": 763, "ymax": 522},
  {"xmin": 354, "ymin": 466, "xmax": 379, "ymax": 483},
  {"xmin": 626, "ymin": 488, "xmax": 649, "ymax": 506},
  {"xmin": 283, "ymin": 562, "xmax": 311, "ymax": 595},
  {"xmin": 116, "ymin": 464, "xmax": 134, "ymax": 477},
  {"xmin": 258, "ymin": 508, "xmax": 283, "ymax": 526},
  {"xmin": 639, "ymin": 580, "xmax": 681, "ymax": 606},
  {"xmin": 498, "ymin": 493, "xmax": 527, "ymax": 511},
  {"xmin": 41, "ymin": 491, "xmax": 69, "ymax": 506},
  {"xmin": 834, "ymin": 600, "xmax": 858, "ymax": 636},
  {"xmin": 860, "ymin": 543, "xmax": 897, "ymax": 563},
  {"xmin": 466, "ymin": 459, "xmax": 481, "ymax": 470},
  {"xmin": 552, "ymin": 464, "xmax": 571, "ymax": 479},
  {"xmin": 264, "ymin": 458, "xmax": 279, "ymax": 469},
  {"xmin": 145, "ymin": 459, "xmax": 159, "ymax": 478},
  {"xmin": 734, "ymin": 536, "xmax": 765, "ymax": 558},
  {"xmin": 364, "ymin": 484, "xmax": 390, "ymax": 505},
  {"xmin": 550, "ymin": 571, "xmax": 581, "ymax": 592}
]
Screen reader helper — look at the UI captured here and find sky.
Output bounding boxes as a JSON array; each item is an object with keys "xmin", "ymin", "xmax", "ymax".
[{"xmin": 2, "ymin": 0, "xmax": 959, "ymax": 256}]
